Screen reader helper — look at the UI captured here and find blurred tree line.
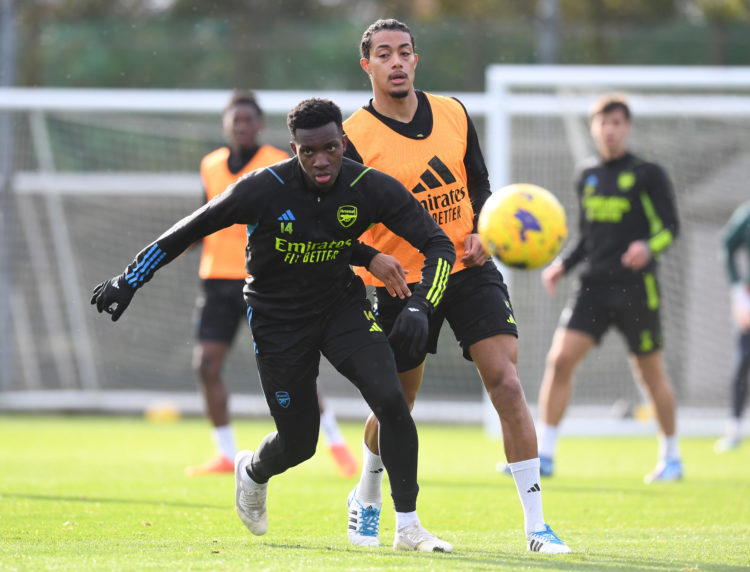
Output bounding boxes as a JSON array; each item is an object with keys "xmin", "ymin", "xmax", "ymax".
[{"xmin": 7, "ymin": 0, "xmax": 750, "ymax": 90}]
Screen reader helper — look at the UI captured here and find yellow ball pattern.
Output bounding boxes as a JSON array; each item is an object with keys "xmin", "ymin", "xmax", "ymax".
[{"xmin": 478, "ymin": 183, "xmax": 568, "ymax": 269}]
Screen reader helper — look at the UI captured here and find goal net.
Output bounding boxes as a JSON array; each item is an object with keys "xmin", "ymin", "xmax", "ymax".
[
  {"xmin": 0, "ymin": 88, "xmax": 487, "ymax": 423},
  {"xmin": 1, "ymin": 69, "xmax": 749, "ymax": 434}
]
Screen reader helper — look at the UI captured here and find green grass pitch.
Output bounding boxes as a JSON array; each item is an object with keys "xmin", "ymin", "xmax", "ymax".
[{"xmin": 1, "ymin": 414, "xmax": 748, "ymax": 571}]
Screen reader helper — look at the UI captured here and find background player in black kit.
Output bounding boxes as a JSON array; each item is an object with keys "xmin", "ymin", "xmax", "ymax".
[
  {"xmin": 91, "ymin": 98, "xmax": 456, "ymax": 552},
  {"xmin": 185, "ymin": 90, "xmax": 288, "ymax": 476},
  {"xmin": 535, "ymin": 94, "xmax": 683, "ymax": 483}
]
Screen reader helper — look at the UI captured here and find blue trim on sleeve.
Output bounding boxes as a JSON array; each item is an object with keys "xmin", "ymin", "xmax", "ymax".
[
  {"xmin": 125, "ymin": 243, "xmax": 166, "ymax": 287},
  {"xmin": 266, "ymin": 167, "xmax": 284, "ymax": 184}
]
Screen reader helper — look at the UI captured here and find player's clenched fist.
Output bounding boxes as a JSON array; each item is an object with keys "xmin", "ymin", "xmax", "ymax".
[{"xmin": 388, "ymin": 298, "xmax": 430, "ymax": 358}]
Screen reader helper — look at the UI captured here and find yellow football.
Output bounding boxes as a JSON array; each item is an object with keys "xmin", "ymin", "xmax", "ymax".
[{"xmin": 478, "ymin": 183, "xmax": 567, "ymax": 269}]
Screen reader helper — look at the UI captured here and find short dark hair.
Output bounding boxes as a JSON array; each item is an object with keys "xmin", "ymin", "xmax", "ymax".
[
  {"xmin": 286, "ymin": 98, "xmax": 343, "ymax": 138},
  {"xmin": 225, "ymin": 90, "xmax": 263, "ymax": 117},
  {"xmin": 360, "ymin": 18, "xmax": 415, "ymax": 59},
  {"xmin": 589, "ymin": 93, "xmax": 631, "ymax": 121}
]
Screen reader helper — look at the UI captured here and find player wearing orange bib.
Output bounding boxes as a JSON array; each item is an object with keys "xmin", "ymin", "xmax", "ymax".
[
  {"xmin": 187, "ymin": 91, "xmax": 357, "ymax": 479},
  {"xmin": 342, "ymin": 19, "xmax": 570, "ymax": 554},
  {"xmin": 347, "ymin": 92, "xmax": 474, "ymax": 284}
]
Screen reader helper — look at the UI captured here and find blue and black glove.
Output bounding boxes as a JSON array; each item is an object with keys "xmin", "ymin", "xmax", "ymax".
[
  {"xmin": 90, "ymin": 274, "xmax": 136, "ymax": 322},
  {"xmin": 388, "ymin": 297, "xmax": 431, "ymax": 359}
]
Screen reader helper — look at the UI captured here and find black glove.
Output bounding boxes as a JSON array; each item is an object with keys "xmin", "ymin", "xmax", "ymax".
[
  {"xmin": 90, "ymin": 274, "xmax": 136, "ymax": 322},
  {"xmin": 388, "ymin": 298, "xmax": 431, "ymax": 358}
]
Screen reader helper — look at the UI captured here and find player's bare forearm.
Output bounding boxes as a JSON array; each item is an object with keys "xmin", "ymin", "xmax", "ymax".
[
  {"xmin": 368, "ymin": 253, "xmax": 410, "ymax": 299},
  {"xmin": 460, "ymin": 233, "xmax": 489, "ymax": 267},
  {"xmin": 542, "ymin": 260, "xmax": 565, "ymax": 297}
]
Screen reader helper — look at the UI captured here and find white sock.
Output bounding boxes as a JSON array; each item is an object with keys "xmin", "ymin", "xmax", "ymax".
[
  {"xmin": 212, "ymin": 425, "xmax": 236, "ymax": 459},
  {"xmin": 396, "ymin": 510, "xmax": 419, "ymax": 531},
  {"xmin": 659, "ymin": 434, "xmax": 680, "ymax": 462},
  {"xmin": 508, "ymin": 457, "xmax": 546, "ymax": 535},
  {"xmin": 537, "ymin": 423, "xmax": 558, "ymax": 459},
  {"xmin": 241, "ymin": 461, "xmax": 266, "ymax": 488},
  {"xmin": 355, "ymin": 440, "xmax": 384, "ymax": 505},
  {"xmin": 320, "ymin": 408, "xmax": 345, "ymax": 445}
]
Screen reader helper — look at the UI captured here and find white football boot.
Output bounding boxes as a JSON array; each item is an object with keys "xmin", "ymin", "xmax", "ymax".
[
  {"xmin": 393, "ymin": 523, "xmax": 452, "ymax": 553},
  {"xmin": 346, "ymin": 487, "xmax": 381, "ymax": 547},
  {"xmin": 234, "ymin": 450, "xmax": 268, "ymax": 535},
  {"xmin": 526, "ymin": 524, "xmax": 571, "ymax": 554}
]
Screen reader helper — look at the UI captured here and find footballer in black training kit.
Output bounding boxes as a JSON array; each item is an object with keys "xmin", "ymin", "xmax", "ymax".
[{"xmin": 91, "ymin": 97, "xmax": 456, "ymax": 550}]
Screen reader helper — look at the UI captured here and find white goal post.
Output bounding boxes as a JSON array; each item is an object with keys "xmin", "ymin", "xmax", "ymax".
[{"xmin": 1, "ymin": 66, "xmax": 749, "ymax": 436}]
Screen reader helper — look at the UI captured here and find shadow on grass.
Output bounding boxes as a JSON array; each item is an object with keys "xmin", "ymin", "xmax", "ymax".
[
  {"xmin": 1, "ymin": 491, "xmax": 227, "ymax": 510},
  {"xmin": 264, "ymin": 542, "xmax": 747, "ymax": 571}
]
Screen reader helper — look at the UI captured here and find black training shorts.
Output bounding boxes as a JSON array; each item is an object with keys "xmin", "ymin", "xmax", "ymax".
[
  {"xmin": 249, "ymin": 278, "xmax": 391, "ymax": 416},
  {"xmin": 375, "ymin": 261, "xmax": 518, "ymax": 372},
  {"xmin": 561, "ymin": 272, "xmax": 663, "ymax": 355},
  {"xmin": 193, "ymin": 278, "xmax": 248, "ymax": 344}
]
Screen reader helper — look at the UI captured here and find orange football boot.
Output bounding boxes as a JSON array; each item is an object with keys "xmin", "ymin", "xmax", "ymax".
[
  {"xmin": 329, "ymin": 442, "xmax": 358, "ymax": 478},
  {"xmin": 185, "ymin": 453, "xmax": 234, "ymax": 476}
]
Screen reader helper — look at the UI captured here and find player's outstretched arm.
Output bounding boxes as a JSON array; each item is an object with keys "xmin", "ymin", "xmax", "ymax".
[
  {"xmin": 91, "ymin": 275, "xmax": 136, "ymax": 322},
  {"xmin": 90, "ymin": 239, "xmax": 172, "ymax": 322},
  {"xmin": 90, "ymin": 176, "xmax": 259, "ymax": 323}
]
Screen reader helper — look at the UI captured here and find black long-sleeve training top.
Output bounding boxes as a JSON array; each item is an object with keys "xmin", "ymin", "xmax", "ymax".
[
  {"xmin": 121, "ymin": 156, "xmax": 455, "ymax": 321},
  {"xmin": 562, "ymin": 151, "xmax": 679, "ymax": 282}
]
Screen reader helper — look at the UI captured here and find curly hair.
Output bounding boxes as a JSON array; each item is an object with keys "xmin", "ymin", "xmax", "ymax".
[
  {"xmin": 286, "ymin": 98, "xmax": 343, "ymax": 138},
  {"xmin": 359, "ymin": 18, "xmax": 414, "ymax": 59}
]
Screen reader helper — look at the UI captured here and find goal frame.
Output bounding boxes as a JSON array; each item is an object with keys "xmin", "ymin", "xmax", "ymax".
[
  {"xmin": 2, "ymin": 66, "xmax": 750, "ymax": 435},
  {"xmin": 482, "ymin": 65, "xmax": 750, "ymax": 437}
]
